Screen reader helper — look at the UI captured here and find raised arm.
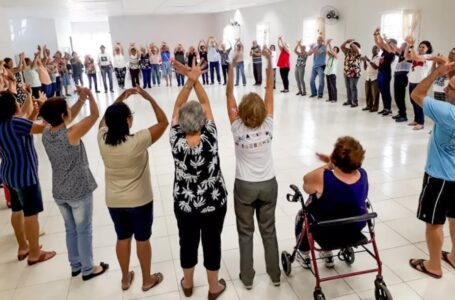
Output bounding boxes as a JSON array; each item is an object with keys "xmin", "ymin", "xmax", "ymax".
[
  {"xmin": 193, "ymin": 80, "xmax": 214, "ymax": 121},
  {"xmin": 136, "ymin": 87, "xmax": 169, "ymax": 143},
  {"xmin": 326, "ymin": 39, "xmax": 338, "ymax": 59},
  {"xmin": 172, "ymin": 60, "xmax": 194, "ymax": 123},
  {"xmin": 69, "ymin": 87, "xmax": 90, "ymax": 123},
  {"xmin": 263, "ymin": 47, "xmax": 274, "ymax": 116},
  {"xmin": 411, "ymin": 61, "xmax": 455, "ymax": 107},
  {"xmin": 68, "ymin": 89, "xmax": 99, "ymax": 144},
  {"xmin": 341, "ymin": 39, "xmax": 353, "ymax": 54},
  {"xmin": 226, "ymin": 54, "xmax": 239, "ymax": 123},
  {"xmin": 278, "ymin": 37, "xmax": 284, "ymax": 50},
  {"xmin": 294, "ymin": 40, "xmax": 302, "ymax": 55},
  {"xmin": 374, "ymin": 28, "xmax": 393, "ymax": 53},
  {"xmin": 404, "ymin": 36, "xmax": 426, "ymax": 62}
]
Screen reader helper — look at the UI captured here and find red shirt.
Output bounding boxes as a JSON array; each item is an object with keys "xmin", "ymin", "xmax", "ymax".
[{"xmin": 277, "ymin": 49, "xmax": 290, "ymax": 69}]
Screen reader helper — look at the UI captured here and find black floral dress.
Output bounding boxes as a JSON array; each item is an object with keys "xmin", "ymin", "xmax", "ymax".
[{"xmin": 170, "ymin": 121, "xmax": 227, "ymax": 214}]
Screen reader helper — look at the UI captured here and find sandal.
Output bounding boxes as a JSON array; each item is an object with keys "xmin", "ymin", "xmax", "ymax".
[
  {"xmin": 442, "ymin": 251, "xmax": 455, "ymax": 270},
  {"xmin": 18, "ymin": 245, "xmax": 43, "ymax": 261},
  {"xmin": 27, "ymin": 250, "xmax": 56, "ymax": 266},
  {"xmin": 142, "ymin": 272, "xmax": 163, "ymax": 292},
  {"xmin": 208, "ymin": 278, "xmax": 226, "ymax": 300},
  {"xmin": 122, "ymin": 271, "xmax": 135, "ymax": 291},
  {"xmin": 409, "ymin": 258, "xmax": 442, "ymax": 279},
  {"xmin": 180, "ymin": 277, "xmax": 193, "ymax": 297},
  {"xmin": 413, "ymin": 125, "xmax": 424, "ymax": 131},
  {"xmin": 408, "ymin": 121, "xmax": 418, "ymax": 126},
  {"xmin": 82, "ymin": 262, "xmax": 109, "ymax": 281}
]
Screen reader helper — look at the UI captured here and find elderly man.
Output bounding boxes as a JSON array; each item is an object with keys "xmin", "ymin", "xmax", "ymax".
[
  {"xmin": 308, "ymin": 36, "xmax": 327, "ymax": 98},
  {"xmin": 409, "ymin": 58, "xmax": 455, "ymax": 279},
  {"xmin": 250, "ymin": 40, "xmax": 262, "ymax": 85}
]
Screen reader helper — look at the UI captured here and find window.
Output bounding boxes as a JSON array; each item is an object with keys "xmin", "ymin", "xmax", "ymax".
[
  {"xmin": 256, "ymin": 23, "xmax": 269, "ymax": 47},
  {"xmin": 381, "ymin": 12, "xmax": 404, "ymax": 44},
  {"xmin": 223, "ymin": 25, "xmax": 236, "ymax": 47},
  {"xmin": 302, "ymin": 19, "xmax": 317, "ymax": 47}
]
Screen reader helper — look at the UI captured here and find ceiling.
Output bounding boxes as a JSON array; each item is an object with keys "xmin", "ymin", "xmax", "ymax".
[{"xmin": 1, "ymin": 0, "xmax": 286, "ymax": 21}]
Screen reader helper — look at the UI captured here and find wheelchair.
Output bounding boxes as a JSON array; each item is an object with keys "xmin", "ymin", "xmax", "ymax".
[{"xmin": 281, "ymin": 185, "xmax": 392, "ymax": 300}]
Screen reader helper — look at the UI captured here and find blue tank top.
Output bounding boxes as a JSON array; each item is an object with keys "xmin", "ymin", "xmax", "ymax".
[{"xmin": 308, "ymin": 168, "xmax": 368, "ymax": 229}]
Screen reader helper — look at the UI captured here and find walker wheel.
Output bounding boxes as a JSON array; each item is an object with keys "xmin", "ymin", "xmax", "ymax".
[
  {"xmin": 341, "ymin": 247, "xmax": 355, "ymax": 265},
  {"xmin": 281, "ymin": 251, "xmax": 292, "ymax": 276},
  {"xmin": 374, "ymin": 278, "xmax": 393, "ymax": 300},
  {"xmin": 313, "ymin": 289, "xmax": 326, "ymax": 300}
]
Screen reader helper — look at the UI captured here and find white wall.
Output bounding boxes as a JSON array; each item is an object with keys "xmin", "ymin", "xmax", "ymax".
[
  {"xmin": 109, "ymin": 14, "xmax": 218, "ymax": 50},
  {"xmin": 215, "ymin": 0, "xmax": 347, "ymax": 86},
  {"xmin": 9, "ymin": 17, "xmax": 58, "ymax": 57},
  {"xmin": 54, "ymin": 18, "xmax": 72, "ymax": 52},
  {"xmin": 0, "ymin": 8, "xmax": 13, "ymax": 58}
]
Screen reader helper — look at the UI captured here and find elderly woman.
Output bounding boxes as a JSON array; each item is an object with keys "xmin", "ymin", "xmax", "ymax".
[
  {"xmin": 295, "ymin": 136, "xmax": 368, "ymax": 268},
  {"xmin": 170, "ymin": 60, "xmax": 227, "ymax": 300},
  {"xmin": 98, "ymin": 87, "xmax": 168, "ymax": 291},
  {"xmin": 226, "ymin": 47, "xmax": 281, "ymax": 289},
  {"xmin": 40, "ymin": 88, "xmax": 108, "ymax": 280}
]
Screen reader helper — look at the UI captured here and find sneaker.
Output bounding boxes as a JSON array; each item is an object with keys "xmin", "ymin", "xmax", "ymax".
[
  {"xmin": 320, "ymin": 251, "xmax": 335, "ymax": 268},
  {"xmin": 392, "ymin": 114, "xmax": 401, "ymax": 120},
  {"xmin": 342, "ymin": 102, "xmax": 351, "ymax": 106},
  {"xmin": 239, "ymin": 273, "xmax": 253, "ymax": 290},
  {"xmin": 309, "ymin": 95, "xmax": 317, "ymax": 98},
  {"xmin": 395, "ymin": 116, "xmax": 408, "ymax": 123},
  {"xmin": 296, "ymin": 251, "xmax": 312, "ymax": 269}
]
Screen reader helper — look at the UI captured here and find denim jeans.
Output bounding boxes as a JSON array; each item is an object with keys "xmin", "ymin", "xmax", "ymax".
[
  {"xmin": 87, "ymin": 73, "xmax": 98, "ymax": 91},
  {"xmin": 100, "ymin": 66, "xmax": 113, "ymax": 91},
  {"xmin": 151, "ymin": 64, "xmax": 161, "ymax": 85},
  {"xmin": 310, "ymin": 65, "xmax": 325, "ymax": 97},
  {"xmin": 344, "ymin": 76, "xmax": 360, "ymax": 105},
  {"xmin": 377, "ymin": 72, "xmax": 392, "ymax": 110},
  {"xmin": 295, "ymin": 65, "xmax": 306, "ymax": 94},
  {"xmin": 142, "ymin": 68, "xmax": 152, "ymax": 88},
  {"xmin": 235, "ymin": 62, "xmax": 246, "ymax": 85},
  {"xmin": 176, "ymin": 73, "xmax": 185, "ymax": 86},
  {"xmin": 56, "ymin": 193, "xmax": 94, "ymax": 276}
]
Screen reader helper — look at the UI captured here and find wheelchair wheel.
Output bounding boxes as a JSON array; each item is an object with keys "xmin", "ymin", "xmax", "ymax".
[
  {"xmin": 313, "ymin": 289, "xmax": 326, "ymax": 300},
  {"xmin": 341, "ymin": 247, "xmax": 355, "ymax": 265},
  {"xmin": 374, "ymin": 278, "xmax": 392, "ymax": 300},
  {"xmin": 281, "ymin": 251, "xmax": 292, "ymax": 276}
]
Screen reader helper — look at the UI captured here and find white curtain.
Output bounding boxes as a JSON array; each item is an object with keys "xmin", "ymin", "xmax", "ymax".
[
  {"xmin": 402, "ymin": 10, "xmax": 421, "ymax": 39},
  {"xmin": 316, "ymin": 17, "xmax": 326, "ymax": 39}
]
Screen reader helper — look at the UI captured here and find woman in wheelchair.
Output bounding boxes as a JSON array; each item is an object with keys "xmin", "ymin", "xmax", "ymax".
[{"xmin": 295, "ymin": 136, "xmax": 368, "ymax": 268}]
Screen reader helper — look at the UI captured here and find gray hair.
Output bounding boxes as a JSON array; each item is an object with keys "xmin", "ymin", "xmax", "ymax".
[{"xmin": 178, "ymin": 101, "xmax": 206, "ymax": 134}]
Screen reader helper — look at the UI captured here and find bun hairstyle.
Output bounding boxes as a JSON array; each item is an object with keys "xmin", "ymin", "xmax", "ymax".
[{"xmin": 331, "ymin": 136, "xmax": 365, "ymax": 173}]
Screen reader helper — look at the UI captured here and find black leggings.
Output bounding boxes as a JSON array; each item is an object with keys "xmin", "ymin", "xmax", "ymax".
[
  {"xmin": 175, "ymin": 204, "xmax": 226, "ymax": 271},
  {"xmin": 130, "ymin": 69, "xmax": 140, "ymax": 87},
  {"xmin": 280, "ymin": 67, "xmax": 290, "ymax": 90}
]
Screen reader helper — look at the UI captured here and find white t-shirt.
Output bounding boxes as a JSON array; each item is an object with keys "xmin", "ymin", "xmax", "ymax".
[
  {"xmin": 208, "ymin": 46, "xmax": 220, "ymax": 62},
  {"xmin": 408, "ymin": 55, "xmax": 433, "ymax": 84},
  {"xmin": 365, "ymin": 55, "xmax": 380, "ymax": 81},
  {"xmin": 98, "ymin": 53, "xmax": 112, "ymax": 67},
  {"xmin": 231, "ymin": 116, "xmax": 275, "ymax": 182},
  {"xmin": 113, "ymin": 54, "xmax": 127, "ymax": 68},
  {"xmin": 271, "ymin": 50, "xmax": 277, "ymax": 69},
  {"xmin": 23, "ymin": 66, "xmax": 41, "ymax": 87}
]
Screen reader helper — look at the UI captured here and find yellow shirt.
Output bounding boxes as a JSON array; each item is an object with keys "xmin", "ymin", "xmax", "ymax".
[{"xmin": 98, "ymin": 128, "xmax": 153, "ymax": 208}]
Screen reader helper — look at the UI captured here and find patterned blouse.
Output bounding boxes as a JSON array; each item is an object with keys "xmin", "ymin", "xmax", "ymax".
[
  {"xmin": 170, "ymin": 121, "xmax": 227, "ymax": 214},
  {"xmin": 343, "ymin": 49, "xmax": 362, "ymax": 78}
]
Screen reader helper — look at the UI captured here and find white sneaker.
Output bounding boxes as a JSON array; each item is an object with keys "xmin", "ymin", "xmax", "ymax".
[
  {"xmin": 296, "ymin": 251, "xmax": 312, "ymax": 269},
  {"xmin": 320, "ymin": 251, "xmax": 335, "ymax": 268}
]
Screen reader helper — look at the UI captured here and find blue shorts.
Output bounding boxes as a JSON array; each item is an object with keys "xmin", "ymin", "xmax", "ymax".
[
  {"xmin": 10, "ymin": 183, "xmax": 44, "ymax": 217},
  {"xmin": 162, "ymin": 61, "xmax": 172, "ymax": 76},
  {"xmin": 108, "ymin": 201, "xmax": 153, "ymax": 241},
  {"xmin": 41, "ymin": 84, "xmax": 53, "ymax": 98}
]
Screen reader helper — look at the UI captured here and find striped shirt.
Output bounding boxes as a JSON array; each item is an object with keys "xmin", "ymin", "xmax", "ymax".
[{"xmin": 0, "ymin": 117, "xmax": 39, "ymax": 188}]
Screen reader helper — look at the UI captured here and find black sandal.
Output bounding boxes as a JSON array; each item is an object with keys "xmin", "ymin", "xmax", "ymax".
[{"xmin": 82, "ymin": 262, "xmax": 109, "ymax": 281}]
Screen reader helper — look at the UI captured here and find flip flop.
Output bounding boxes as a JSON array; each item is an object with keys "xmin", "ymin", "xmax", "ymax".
[
  {"xmin": 122, "ymin": 271, "xmax": 135, "ymax": 291},
  {"xmin": 18, "ymin": 245, "xmax": 43, "ymax": 261},
  {"xmin": 442, "ymin": 251, "xmax": 455, "ymax": 269},
  {"xmin": 409, "ymin": 258, "xmax": 442, "ymax": 279},
  {"xmin": 142, "ymin": 272, "xmax": 163, "ymax": 292},
  {"xmin": 27, "ymin": 251, "xmax": 56, "ymax": 266},
  {"xmin": 208, "ymin": 278, "xmax": 227, "ymax": 300},
  {"xmin": 180, "ymin": 277, "xmax": 193, "ymax": 297}
]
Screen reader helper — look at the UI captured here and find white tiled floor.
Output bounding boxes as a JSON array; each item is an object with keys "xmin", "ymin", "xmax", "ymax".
[{"xmin": 0, "ymin": 82, "xmax": 452, "ymax": 299}]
